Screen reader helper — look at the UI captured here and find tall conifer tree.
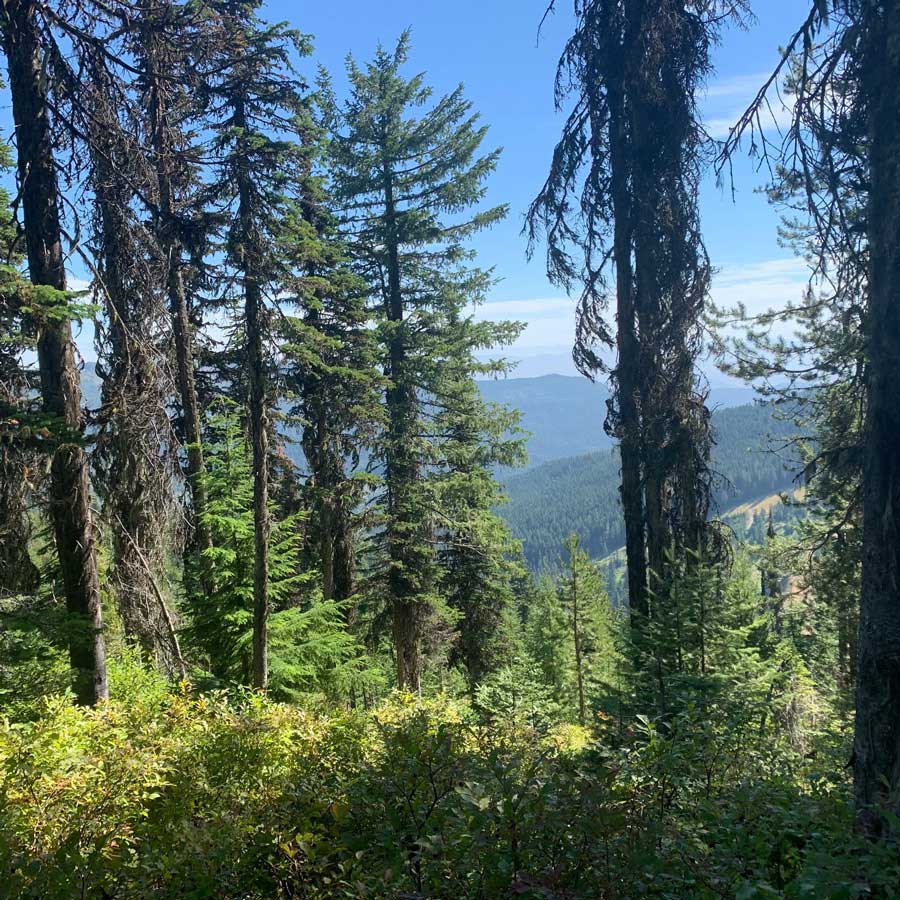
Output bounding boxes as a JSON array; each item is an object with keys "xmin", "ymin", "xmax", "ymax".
[
  {"xmin": 329, "ymin": 33, "xmax": 512, "ymax": 690},
  {"xmin": 279, "ymin": 90, "xmax": 384, "ymax": 613},
  {"xmin": 526, "ymin": 0, "xmax": 739, "ymax": 635},
  {"xmin": 435, "ymin": 320, "xmax": 527, "ymax": 690},
  {"xmin": 717, "ymin": 0, "xmax": 900, "ymax": 824},
  {"xmin": 0, "ymin": 0, "xmax": 108, "ymax": 704},
  {"xmin": 133, "ymin": 0, "xmax": 216, "ymax": 586},
  {"xmin": 206, "ymin": 0, "xmax": 309, "ymax": 690}
]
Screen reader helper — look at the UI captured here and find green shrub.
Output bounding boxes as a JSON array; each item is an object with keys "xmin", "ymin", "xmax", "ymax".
[{"xmin": 1, "ymin": 683, "xmax": 897, "ymax": 898}]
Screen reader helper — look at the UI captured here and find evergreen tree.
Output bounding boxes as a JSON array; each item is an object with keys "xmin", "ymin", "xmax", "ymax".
[
  {"xmin": 557, "ymin": 535, "xmax": 619, "ymax": 724},
  {"xmin": 436, "ymin": 365, "xmax": 527, "ymax": 690},
  {"xmin": 205, "ymin": 0, "xmax": 309, "ymax": 690},
  {"xmin": 278, "ymin": 87, "xmax": 384, "ymax": 613},
  {"xmin": 0, "ymin": 0, "xmax": 108, "ymax": 704},
  {"xmin": 526, "ymin": 0, "xmax": 740, "ymax": 633},
  {"xmin": 0, "ymin": 138, "xmax": 40, "ymax": 595},
  {"xmin": 186, "ymin": 401, "xmax": 365, "ymax": 700},
  {"xmin": 131, "ymin": 0, "xmax": 217, "ymax": 589},
  {"xmin": 525, "ymin": 574, "xmax": 573, "ymax": 710},
  {"xmin": 329, "ymin": 33, "xmax": 511, "ymax": 690},
  {"xmin": 717, "ymin": 0, "xmax": 900, "ymax": 822},
  {"xmin": 79, "ymin": 40, "xmax": 181, "ymax": 673}
]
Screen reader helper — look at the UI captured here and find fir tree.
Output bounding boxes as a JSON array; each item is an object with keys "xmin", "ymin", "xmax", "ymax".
[
  {"xmin": 78, "ymin": 39, "xmax": 182, "ymax": 673},
  {"xmin": 329, "ymin": 32, "xmax": 511, "ymax": 690},
  {"xmin": 436, "ymin": 365, "xmax": 527, "ymax": 690},
  {"xmin": 557, "ymin": 534, "xmax": 619, "ymax": 725},
  {"xmin": 0, "ymin": 138, "xmax": 40, "ymax": 595},
  {"xmin": 526, "ymin": 0, "xmax": 740, "ymax": 633},
  {"xmin": 131, "ymin": 0, "xmax": 218, "ymax": 588},
  {"xmin": 278, "ymin": 86, "xmax": 384, "ymax": 613},
  {"xmin": 526, "ymin": 574, "xmax": 573, "ymax": 710},
  {"xmin": 205, "ymin": 0, "xmax": 310, "ymax": 690},
  {"xmin": 0, "ymin": 0, "xmax": 108, "ymax": 703},
  {"xmin": 187, "ymin": 400, "xmax": 366, "ymax": 700},
  {"xmin": 716, "ymin": 0, "xmax": 900, "ymax": 822}
]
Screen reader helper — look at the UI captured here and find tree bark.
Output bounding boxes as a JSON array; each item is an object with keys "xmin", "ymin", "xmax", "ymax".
[
  {"xmin": 853, "ymin": 0, "xmax": 900, "ymax": 825},
  {"xmin": 94, "ymin": 158, "xmax": 172, "ymax": 667},
  {"xmin": 246, "ymin": 268, "xmax": 270, "ymax": 692},
  {"xmin": 571, "ymin": 556, "xmax": 586, "ymax": 726},
  {"xmin": 140, "ymin": 6, "xmax": 213, "ymax": 577},
  {"xmin": 1, "ymin": 0, "xmax": 108, "ymax": 704},
  {"xmin": 603, "ymin": 21, "xmax": 648, "ymax": 627},
  {"xmin": 382, "ymin": 166, "xmax": 424, "ymax": 693},
  {"xmin": 233, "ymin": 99, "xmax": 270, "ymax": 692}
]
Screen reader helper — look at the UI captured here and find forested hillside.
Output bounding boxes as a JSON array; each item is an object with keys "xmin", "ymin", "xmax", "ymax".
[
  {"xmin": 478, "ymin": 373, "xmax": 754, "ymax": 470},
  {"xmin": 502, "ymin": 402, "xmax": 800, "ymax": 569}
]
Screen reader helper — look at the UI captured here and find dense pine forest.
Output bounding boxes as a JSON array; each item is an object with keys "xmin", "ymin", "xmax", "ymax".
[
  {"xmin": 1, "ymin": 0, "xmax": 899, "ymax": 896},
  {"xmin": 504, "ymin": 400, "xmax": 802, "ymax": 570}
]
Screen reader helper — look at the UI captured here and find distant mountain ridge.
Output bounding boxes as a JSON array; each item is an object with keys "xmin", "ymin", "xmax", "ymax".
[
  {"xmin": 80, "ymin": 366, "xmax": 756, "ymax": 475},
  {"xmin": 477, "ymin": 374, "xmax": 755, "ymax": 471},
  {"xmin": 499, "ymin": 402, "xmax": 802, "ymax": 571}
]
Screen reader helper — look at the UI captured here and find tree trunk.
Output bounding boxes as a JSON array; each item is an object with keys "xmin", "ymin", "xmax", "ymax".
[
  {"xmin": 572, "ymin": 558, "xmax": 586, "ymax": 726},
  {"xmin": 332, "ymin": 504, "xmax": 357, "ymax": 610},
  {"xmin": 233, "ymin": 99, "xmax": 270, "ymax": 692},
  {"xmin": 1, "ymin": 0, "xmax": 108, "ymax": 705},
  {"xmin": 853, "ymin": 0, "xmax": 900, "ymax": 825},
  {"xmin": 383, "ymin": 166, "xmax": 424, "ymax": 692},
  {"xmin": 0, "ymin": 448, "xmax": 39, "ymax": 593},
  {"xmin": 246, "ymin": 273, "xmax": 270, "ymax": 692},
  {"xmin": 321, "ymin": 510, "xmax": 335, "ymax": 601},
  {"xmin": 93, "ymin": 146, "xmax": 172, "ymax": 668},
  {"xmin": 141, "ymin": 8, "xmax": 213, "ymax": 576},
  {"xmin": 604, "ymin": 34, "xmax": 648, "ymax": 627}
]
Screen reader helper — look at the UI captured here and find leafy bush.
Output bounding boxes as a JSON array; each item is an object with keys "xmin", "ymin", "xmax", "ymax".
[{"xmin": 2, "ymin": 677, "xmax": 897, "ymax": 899}]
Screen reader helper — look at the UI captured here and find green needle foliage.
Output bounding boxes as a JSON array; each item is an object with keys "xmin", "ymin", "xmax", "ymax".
[
  {"xmin": 4, "ymin": 0, "xmax": 900, "ymax": 891},
  {"xmin": 186, "ymin": 401, "xmax": 370, "ymax": 701},
  {"xmin": 327, "ymin": 32, "xmax": 521, "ymax": 690}
]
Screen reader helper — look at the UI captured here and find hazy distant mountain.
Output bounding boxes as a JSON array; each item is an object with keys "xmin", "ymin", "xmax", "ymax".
[
  {"xmin": 499, "ymin": 401, "xmax": 801, "ymax": 570},
  {"xmin": 81, "ymin": 364, "xmax": 758, "ymax": 477},
  {"xmin": 477, "ymin": 374, "xmax": 756, "ymax": 471},
  {"xmin": 81, "ymin": 362, "xmax": 102, "ymax": 409}
]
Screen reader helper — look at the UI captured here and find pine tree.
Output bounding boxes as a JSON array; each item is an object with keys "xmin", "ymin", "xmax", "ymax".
[
  {"xmin": 436, "ymin": 362, "xmax": 527, "ymax": 690},
  {"xmin": 557, "ymin": 535, "xmax": 619, "ymax": 725},
  {"xmin": 131, "ymin": 0, "xmax": 217, "ymax": 588},
  {"xmin": 526, "ymin": 0, "xmax": 740, "ymax": 633},
  {"xmin": 278, "ymin": 85, "xmax": 384, "ymax": 613},
  {"xmin": 0, "ymin": 139, "xmax": 40, "ymax": 595},
  {"xmin": 716, "ymin": 0, "xmax": 900, "ymax": 823},
  {"xmin": 205, "ymin": 0, "xmax": 310, "ymax": 690},
  {"xmin": 0, "ymin": 0, "xmax": 108, "ymax": 704},
  {"xmin": 329, "ymin": 32, "xmax": 508, "ymax": 690}
]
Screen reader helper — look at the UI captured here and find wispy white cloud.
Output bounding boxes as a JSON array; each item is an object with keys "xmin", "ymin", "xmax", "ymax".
[
  {"xmin": 702, "ymin": 70, "xmax": 795, "ymax": 140},
  {"xmin": 703, "ymin": 72, "xmax": 772, "ymax": 99},
  {"xmin": 705, "ymin": 98, "xmax": 795, "ymax": 141},
  {"xmin": 471, "ymin": 296, "xmax": 576, "ymax": 319},
  {"xmin": 712, "ymin": 257, "xmax": 809, "ymax": 316},
  {"xmin": 69, "ymin": 276, "xmax": 92, "ymax": 293},
  {"xmin": 474, "ymin": 257, "xmax": 810, "ymax": 355},
  {"xmin": 714, "ymin": 258, "xmax": 808, "ymax": 284},
  {"xmin": 472, "ymin": 296, "xmax": 577, "ymax": 349}
]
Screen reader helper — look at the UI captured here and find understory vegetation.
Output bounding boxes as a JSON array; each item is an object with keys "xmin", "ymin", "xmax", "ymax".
[
  {"xmin": 2, "ymin": 667, "xmax": 892, "ymax": 899},
  {"xmin": 1, "ymin": 549, "xmax": 890, "ymax": 897}
]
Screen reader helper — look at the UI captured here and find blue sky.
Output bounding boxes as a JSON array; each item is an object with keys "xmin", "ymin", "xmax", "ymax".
[
  {"xmin": 3, "ymin": 0, "xmax": 814, "ymax": 378},
  {"xmin": 287, "ymin": 0, "xmax": 814, "ymax": 379}
]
